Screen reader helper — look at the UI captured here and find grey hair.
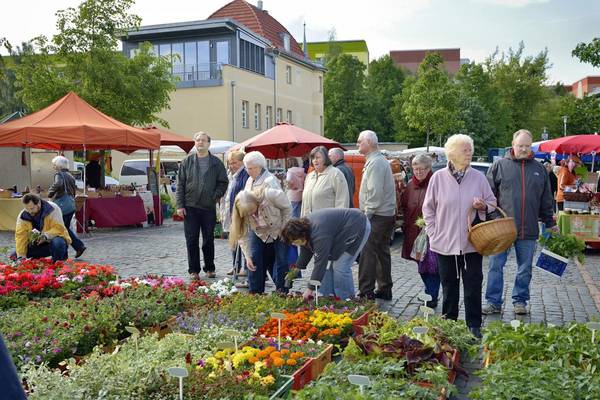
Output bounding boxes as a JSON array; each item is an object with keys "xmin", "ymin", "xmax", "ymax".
[
  {"xmin": 412, "ymin": 153, "xmax": 433, "ymax": 169},
  {"xmin": 243, "ymin": 151, "xmax": 267, "ymax": 169},
  {"xmin": 444, "ymin": 134, "xmax": 474, "ymax": 161},
  {"xmin": 193, "ymin": 131, "xmax": 211, "ymax": 143},
  {"xmin": 328, "ymin": 147, "xmax": 344, "ymax": 159},
  {"xmin": 52, "ymin": 155, "xmax": 70, "ymax": 170},
  {"xmin": 358, "ymin": 130, "xmax": 379, "ymax": 146},
  {"xmin": 512, "ymin": 129, "xmax": 532, "ymax": 141}
]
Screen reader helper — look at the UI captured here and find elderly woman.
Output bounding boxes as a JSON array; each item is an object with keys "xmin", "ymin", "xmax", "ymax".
[
  {"xmin": 400, "ymin": 153, "xmax": 439, "ymax": 308},
  {"xmin": 285, "ymin": 157, "xmax": 306, "ymax": 218},
  {"xmin": 422, "ymin": 134, "xmax": 497, "ymax": 339},
  {"xmin": 300, "ymin": 146, "xmax": 349, "ymax": 217},
  {"xmin": 556, "ymin": 155, "xmax": 583, "ymax": 211},
  {"xmin": 281, "ymin": 208, "xmax": 370, "ymax": 300},
  {"xmin": 48, "ymin": 155, "xmax": 86, "ymax": 258}
]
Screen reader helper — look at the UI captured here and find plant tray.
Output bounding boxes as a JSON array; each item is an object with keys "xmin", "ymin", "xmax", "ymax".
[
  {"xmin": 535, "ymin": 248, "xmax": 569, "ymax": 278},
  {"xmin": 291, "ymin": 359, "xmax": 312, "ymax": 390},
  {"xmin": 415, "ymin": 349, "xmax": 461, "ymax": 400},
  {"xmin": 270, "ymin": 375, "xmax": 293, "ymax": 399},
  {"xmin": 352, "ymin": 311, "xmax": 370, "ymax": 336},
  {"xmin": 309, "ymin": 343, "xmax": 333, "ymax": 381}
]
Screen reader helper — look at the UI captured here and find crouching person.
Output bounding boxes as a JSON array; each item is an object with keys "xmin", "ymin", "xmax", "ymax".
[{"xmin": 13, "ymin": 193, "xmax": 70, "ymax": 262}]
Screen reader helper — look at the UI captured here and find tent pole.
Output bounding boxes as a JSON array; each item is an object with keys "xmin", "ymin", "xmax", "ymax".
[{"xmin": 82, "ymin": 145, "xmax": 87, "ymax": 236}]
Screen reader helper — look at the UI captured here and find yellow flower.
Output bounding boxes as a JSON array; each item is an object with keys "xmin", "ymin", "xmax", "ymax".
[{"xmin": 260, "ymin": 375, "xmax": 275, "ymax": 386}]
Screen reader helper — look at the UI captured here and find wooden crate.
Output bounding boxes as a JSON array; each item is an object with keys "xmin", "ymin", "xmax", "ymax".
[
  {"xmin": 291, "ymin": 359, "xmax": 312, "ymax": 390},
  {"xmin": 270, "ymin": 375, "xmax": 293, "ymax": 399},
  {"xmin": 352, "ymin": 310, "xmax": 370, "ymax": 336},
  {"xmin": 309, "ymin": 343, "xmax": 333, "ymax": 381}
]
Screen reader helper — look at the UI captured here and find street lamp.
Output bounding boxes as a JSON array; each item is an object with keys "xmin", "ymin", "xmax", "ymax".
[{"xmin": 562, "ymin": 115, "xmax": 568, "ymax": 137}]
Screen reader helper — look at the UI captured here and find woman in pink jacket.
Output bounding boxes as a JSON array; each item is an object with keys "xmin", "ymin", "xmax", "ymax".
[{"xmin": 422, "ymin": 134, "xmax": 496, "ymax": 339}]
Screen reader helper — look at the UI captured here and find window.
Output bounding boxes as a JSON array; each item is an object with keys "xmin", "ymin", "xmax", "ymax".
[
  {"xmin": 242, "ymin": 101, "xmax": 249, "ymax": 128},
  {"xmin": 184, "ymin": 42, "xmax": 197, "ymax": 81},
  {"xmin": 239, "ymin": 39, "xmax": 265, "ymax": 75},
  {"xmin": 286, "ymin": 110, "xmax": 292, "ymax": 124},
  {"xmin": 266, "ymin": 106, "xmax": 273, "ymax": 129},
  {"xmin": 216, "ymin": 41, "xmax": 230, "ymax": 66},
  {"xmin": 254, "ymin": 103, "xmax": 261, "ymax": 130},
  {"xmin": 283, "ymin": 33, "xmax": 290, "ymax": 52},
  {"xmin": 197, "ymin": 41, "xmax": 210, "ymax": 80},
  {"xmin": 172, "ymin": 42, "xmax": 184, "ymax": 81},
  {"xmin": 285, "ymin": 65, "xmax": 292, "ymax": 84},
  {"xmin": 318, "ymin": 76, "xmax": 323, "ymax": 93},
  {"xmin": 276, "ymin": 108, "xmax": 283, "ymax": 124}
]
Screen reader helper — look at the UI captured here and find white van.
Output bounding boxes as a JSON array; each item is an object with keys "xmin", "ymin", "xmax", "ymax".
[{"xmin": 119, "ymin": 159, "xmax": 181, "ymax": 187}]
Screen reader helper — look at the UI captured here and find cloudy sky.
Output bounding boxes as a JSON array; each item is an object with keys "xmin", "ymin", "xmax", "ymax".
[{"xmin": 2, "ymin": 0, "xmax": 598, "ymax": 83}]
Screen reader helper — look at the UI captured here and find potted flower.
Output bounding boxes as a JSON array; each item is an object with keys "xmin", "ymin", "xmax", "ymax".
[{"xmin": 536, "ymin": 231, "xmax": 585, "ymax": 277}]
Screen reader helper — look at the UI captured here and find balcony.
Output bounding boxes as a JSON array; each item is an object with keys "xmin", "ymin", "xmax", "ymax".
[{"xmin": 173, "ymin": 62, "xmax": 225, "ymax": 88}]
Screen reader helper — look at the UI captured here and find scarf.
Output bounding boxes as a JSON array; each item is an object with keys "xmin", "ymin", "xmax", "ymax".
[
  {"xmin": 411, "ymin": 170, "xmax": 432, "ymax": 188},
  {"xmin": 448, "ymin": 161, "xmax": 467, "ymax": 184}
]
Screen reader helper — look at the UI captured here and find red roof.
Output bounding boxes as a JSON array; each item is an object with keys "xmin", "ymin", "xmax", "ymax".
[{"xmin": 208, "ymin": 0, "xmax": 304, "ymax": 57}]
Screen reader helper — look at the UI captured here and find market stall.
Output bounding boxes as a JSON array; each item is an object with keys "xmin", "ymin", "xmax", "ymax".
[
  {"xmin": 0, "ymin": 197, "xmax": 24, "ymax": 231},
  {"xmin": 76, "ymin": 195, "xmax": 147, "ymax": 232}
]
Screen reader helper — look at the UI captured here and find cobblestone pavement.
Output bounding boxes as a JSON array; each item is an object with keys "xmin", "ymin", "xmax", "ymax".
[{"xmin": 2, "ymin": 220, "xmax": 600, "ymax": 399}]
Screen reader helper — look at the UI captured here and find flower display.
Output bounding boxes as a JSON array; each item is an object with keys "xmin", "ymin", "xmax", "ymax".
[{"xmin": 194, "ymin": 278, "xmax": 238, "ymax": 297}]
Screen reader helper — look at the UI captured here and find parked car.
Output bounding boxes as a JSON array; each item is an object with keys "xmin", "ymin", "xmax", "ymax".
[
  {"xmin": 73, "ymin": 161, "xmax": 119, "ymax": 189},
  {"xmin": 432, "ymin": 161, "xmax": 492, "ymax": 175},
  {"xmin": 119, "ymin": 159, "xmax": 181, "ymax": 187}
]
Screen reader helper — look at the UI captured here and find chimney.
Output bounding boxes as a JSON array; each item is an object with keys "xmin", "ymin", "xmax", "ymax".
[{"xmin": 257, "ymin": 0, "xmax": 263, "ymax": 10}]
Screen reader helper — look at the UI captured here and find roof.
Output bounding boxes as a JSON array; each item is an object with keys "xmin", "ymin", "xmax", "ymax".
[
  {"xmin": 208, "ymin": 0, "xmax": 304, "ymax": 57},
  {"xmin": 571, "ymin": 76, "xmax": 600, "ymax": 85}
]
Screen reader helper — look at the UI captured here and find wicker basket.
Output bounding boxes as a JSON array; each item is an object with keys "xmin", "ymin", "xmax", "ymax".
[
  {"xmin": 468, "ymin": 205, "xmax": 516, "ymax": 256},
  {"xmin": 563, "ymin": 192, "xmax": 593, "ymax": 202}
]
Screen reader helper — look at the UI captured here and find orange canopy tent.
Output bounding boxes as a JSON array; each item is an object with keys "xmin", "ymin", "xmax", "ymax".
[
  {"xmin": 142, "ymin": 126, "xmax": 194, "ymax": 153},
  {"xmin": 0, "ymin": 92, "xmax": 160, "ymax": 152}
]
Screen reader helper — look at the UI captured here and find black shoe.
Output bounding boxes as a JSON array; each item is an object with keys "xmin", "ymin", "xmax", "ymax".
[
  {"xmin": 426, "ymin": 300, "xmax": 438, "ymax": 308},
  {"xmin": 359, "ymin": 292, "xmax": 375, "ymax": 300},
  {"xmin": 75, "ymin": 247, "xmax": 86, "ymax": 259},
  {"xmin": 374, "ymin": 291, "xmax": 392, "ymax": 301},
  {"xmin": 469, "ymin": 326, "xmax": 482, "ymax": 339}
]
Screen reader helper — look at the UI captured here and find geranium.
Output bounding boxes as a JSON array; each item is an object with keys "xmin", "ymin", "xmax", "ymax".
[{"xmin": 195, "ymin": 278, "xmax": 238, "ymax": 297}]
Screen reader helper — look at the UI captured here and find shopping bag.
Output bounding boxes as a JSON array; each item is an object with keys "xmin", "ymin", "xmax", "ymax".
[{"xmin": 411, "ymin": 229, "xmax": 428, "ymax": 262}]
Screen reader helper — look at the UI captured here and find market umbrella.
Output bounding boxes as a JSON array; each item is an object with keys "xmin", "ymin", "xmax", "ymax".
[
  {"xmin": 230, "ymin": 123, "xmax": 345, "ymax": 159},
  {"xmin": 142, "ymin": 126, "xmax": 195, "ymax": 153},
  {"xmin": 537, "ymin": 134, "xmax": 600, "ymax": 154}
]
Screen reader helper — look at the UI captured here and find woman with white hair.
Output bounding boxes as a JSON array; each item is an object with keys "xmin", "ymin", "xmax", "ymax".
[
  {"xmin": 48, "ymin": 155, "xmax": 86, "ymax": 258},
  {"xmin": 422, "ymin": 134, "xmax": 497, "ymax": 339},
  {"xmin": 229, "ymin": 188, "xmax": 292, "ymax": 294}
]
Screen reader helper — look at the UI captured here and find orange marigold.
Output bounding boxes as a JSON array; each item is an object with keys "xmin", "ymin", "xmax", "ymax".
[{"xmin": 286, "ymin": 358, "xmax": 297, "ymax": 366}]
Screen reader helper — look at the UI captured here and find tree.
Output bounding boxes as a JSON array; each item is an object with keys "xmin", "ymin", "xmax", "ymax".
[
  {"xmin": 12, "ymin": 0, "xmax": 175, "ymax": 126},
  {"xmin": 572, "ymin": 38, "xmax": 600, "ymax": 67},
  {"xmin": 0, "ymin": 38, "xmax": 28, "ymax": 118},
  {"xmin": 364, "ymin": 55, "xmax": 405, "ymax": 142},
  {"xmin": 323, "ymin": 54, "xmax": 370, "ymax": 143},
  {"xmin": 399, "ymin": 52, "xmax": 462, "ymax": 150},
  {"xmin": 545, "ymin": 95, "xmax": 600, "ymax": 135},
  {"xmin": 456, "ymin": 93, "xmax": 494, "ymax": 155}
]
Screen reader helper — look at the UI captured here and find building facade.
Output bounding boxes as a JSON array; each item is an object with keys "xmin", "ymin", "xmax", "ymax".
[
  {"xmin": 121, "ymin": 0, "xmax": 325, "ymax": 144},
  {"xmin": 389, "ymin": 48, "xmax": 467, "ymax": 75},
  {"xmin": 570, "ymin": 76, "xmax": 600, "ymax": 99},
  {"xmin": 304, "ymin": 40, "xmax": 369, "ymax": 70}
]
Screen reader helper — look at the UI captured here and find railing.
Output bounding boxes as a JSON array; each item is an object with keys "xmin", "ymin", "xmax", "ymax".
[{"xmin": 172, "ymin": 62, "xmax": 224, "ymax": 82}]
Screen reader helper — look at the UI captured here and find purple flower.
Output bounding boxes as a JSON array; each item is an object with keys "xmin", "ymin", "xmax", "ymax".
[
  {"xmin": 52, "ymin": 347, "xmax": 62, "ymax": 354},
  {"xmin": 197, "ymin": 359, "xmax": 205, "ymax": 367},
  {"xmin": 35, "ymin": 355, "xmax": 42, "ymax": 363}
]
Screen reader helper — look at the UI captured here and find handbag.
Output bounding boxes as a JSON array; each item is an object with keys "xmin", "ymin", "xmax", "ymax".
[{"xmin": 54, "ymin": 172, "xmax": 76, "ymax": 215}]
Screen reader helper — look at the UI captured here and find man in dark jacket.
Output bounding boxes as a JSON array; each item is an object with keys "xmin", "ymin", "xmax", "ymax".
[
  {"xmin": 329, "ymin": 147, "xmax": 355, "ymax": 208},
  {"xmin": 176, "ymin": 132, "xmax": 228, "ymax": 280},
  {"xmin": 483, "ymin": 129, "xmax": 556, "ymax": 316}
]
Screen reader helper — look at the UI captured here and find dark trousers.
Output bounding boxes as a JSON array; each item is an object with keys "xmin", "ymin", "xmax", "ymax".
[
  {"xmin": 62, "ymin": 212, "xmax": 85, "ymax": 252},
  {"xmin": 358, "ymin": 215, "xmax": 395, "ymax": 296},
  {"xmin": 437, "ymin": 252, "xmax": 483, "ymax": 328},
  {"xmin": 27, "ymin": 237, "xmax": 68, "ymax": 262},
  {"xmin": 183, "ymin": 206, "xmax": 216, "ymax": 274},
  {"xmin": 420, "ymin": 272, "xmax": 441, "ymax": 302},
  {"xmin": 248, "ymin": 230, "xmax": 289, "ymax": 294}
]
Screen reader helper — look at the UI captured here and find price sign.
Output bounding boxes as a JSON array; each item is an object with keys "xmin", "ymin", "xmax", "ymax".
[
  {"xmin": 348, "ymin": 374, "xmax": 371, "ymax": 394},
  {"xmin": 417, "ymin": 293, "xmax": 432, "ymax": 306},
  {"xmin": 510, "ymin": 320, "xmax": 521, "ymax": 331},
  {"xmin": 167, "ymin": 367, "xmax": 189, "ymax": 400},
  {"xmin": 224, "ymin": 329, "xmax": 241, "ymax": 351},
  {"xmin": 587, "ymin": 322, "xmax": 600, "ymax": 343},
  {"xmin": 271, "ymin": 312, "xmax": 286, "ymax": 350},
  {"xmin": 125, "ymin": 326, "xmax": 140, "ymax": 352},
  {"xmin": 412, "ymin": 326, "xmax": 429, "ymax": 337},
  {"xmin": 216, "ymin": 341, "xmax": 235, "ymax": 350},
  {"xmin": 309, "ymin": 280, "xmax": 321, "ymax": 306},
  {"xmin": 419, "ymin": 305, "xmax": 435, "ymax": 321}
]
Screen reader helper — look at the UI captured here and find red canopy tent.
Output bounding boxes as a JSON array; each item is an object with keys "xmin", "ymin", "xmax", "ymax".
[
  {"xmin": 142, "ymin": 126, "xmax": 194, "ymax": 153},
  {"xmin": 0, "ymin": 91, "xmax": 160, "ymax": 152},
  {"xmin": 231, "ymin": 123, "xmax": 345, "ymax": 159},
  {"xmin": 537, "ymin": 134, "xmax": 600, "ymax": 155}
]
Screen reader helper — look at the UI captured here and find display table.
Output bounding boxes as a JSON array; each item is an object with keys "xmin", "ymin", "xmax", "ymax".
[
  {"xmin": 557, "ymin": 211, "xmax": 600, "ymax": 243},
  {"xmin": 0, "ymin": 198, "xmax": 24, "ymax": 231},
  {"xmin": 76, "ymin": 196, "xmax": 147, "ymax": 232}
]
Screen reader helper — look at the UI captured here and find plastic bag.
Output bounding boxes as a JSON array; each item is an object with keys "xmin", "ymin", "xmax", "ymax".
[{"xmin": 411, "ymin": 229, "xmax": 428, "ymax": 262}]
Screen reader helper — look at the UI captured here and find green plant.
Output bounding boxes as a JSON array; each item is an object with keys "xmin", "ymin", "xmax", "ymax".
[{"xmin": 539, "ymin": 231, "xmax": 585, "ymax": 263}]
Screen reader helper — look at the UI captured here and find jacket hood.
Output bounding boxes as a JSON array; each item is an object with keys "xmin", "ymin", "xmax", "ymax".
[
  {"xmin": 505, "ymin": 148, "xmax": 535, "ymax": 162},
  {"xmin": 20, "ymin": 200, "xmax": 53, "ymax": 223}
]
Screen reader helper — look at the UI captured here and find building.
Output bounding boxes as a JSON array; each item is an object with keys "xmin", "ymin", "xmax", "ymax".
[
  {"xmin": 304, "ymin": 40, "xmax": 369, "ymax": 69},
  {"xmin": 389, "ymin": 48, "xmax": 467, "ymax": 75},
  {"xmin": 570, "ymin": 76, "xmax": 600, "ymax": 99},
  {"xmin": 121, "ymin": 0, "xmax": 325, "ymax": 146}
]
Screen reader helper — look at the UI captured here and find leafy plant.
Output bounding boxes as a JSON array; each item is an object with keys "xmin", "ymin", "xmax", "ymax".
[{"xmin": 539, "ymin": 231, "xmax": 585, "ymax": 263}]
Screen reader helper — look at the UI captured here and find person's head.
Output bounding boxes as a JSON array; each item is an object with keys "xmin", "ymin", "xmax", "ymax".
[
  {"xmin": 328, "ymin": 147, "xmax": 345, "ymax": 164},
  {"xmin": 193, "ymin": 132, "xmax": 211, "ymax": 153},
  {"xmin": 228, "ymin": 190, "xmax": 261, "ymax": 248},
  {"xmin": 243, "ymin": 151, "xmax": 267, "ymax": 179},
  {"xmin": 227, "ymin": 151, "xmax": 245, "ymax": 173},
  {"xmin": 51, "ymin": 155, "xmax": 70, "ymax": 171},
  {"xmin": 281, "ymin": 218, "xmax": 311, "ymax": 246},
  {"xmin": 390, "ymin": 158, "xmax": 402, "ymax": 174},
  {"xmin": 512, "ymin": 129, "xmax": 533, "ymax": 160},
  {"xmin": 357, "ymin": 130, "xmax": 378, "ymax": 155},
  {"xmin": 287, "ymin": 157, "xmax": 299, "ymax": 168},
  {"xmin": 22, "ymin": 193, "xmax": 42, "ymax": 216},
  {"xmin": 412, "ymin": 153, "xmax": 433, "ymax": 181},
  {"xmin": 543, "ymin": 161, "xmax": 553, "ymax": 173},
  {"xmin": 310, "ymin": 146, "xmax": 332, "ymax": 173},
  {"xmin": 445, "ymin": 134, "xmax": 474, "ymax": 170},
  {"xmin": 568, "ymin": 155, "xmax": 583, "ymax": 172}
]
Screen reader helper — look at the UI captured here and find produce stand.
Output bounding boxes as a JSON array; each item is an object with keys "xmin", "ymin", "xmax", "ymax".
[{"xmin": 556, "ymin": 210, "xmax": 600, "ymax": 244}]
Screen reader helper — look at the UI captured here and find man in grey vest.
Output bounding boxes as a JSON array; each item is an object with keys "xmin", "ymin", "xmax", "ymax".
[{"xmin": 329, "ymin": 147, "xmax": 355, "ymax": 208}]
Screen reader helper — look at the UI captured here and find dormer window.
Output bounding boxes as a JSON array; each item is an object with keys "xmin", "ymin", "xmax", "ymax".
[{"xmin": 282, "ymin": 33, "xmax": 290, "ymax": 52}]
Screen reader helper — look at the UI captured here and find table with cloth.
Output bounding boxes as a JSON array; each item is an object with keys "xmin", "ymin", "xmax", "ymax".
[
  {"xmin": 0, "ymin": 198, "xmax": 24, "ymax": 231},
  {"xmin": 556, "ymin": 211, "xmax": 600, "ymax": 243},
  {"xmin": 76, "ymin": 196, "xmax": 147, "ymax": 232}
]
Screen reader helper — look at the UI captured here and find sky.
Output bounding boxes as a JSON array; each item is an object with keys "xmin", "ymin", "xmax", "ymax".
[{"xmin": 1, "ymin": 0, "xmax": 598, "ymax": 84}]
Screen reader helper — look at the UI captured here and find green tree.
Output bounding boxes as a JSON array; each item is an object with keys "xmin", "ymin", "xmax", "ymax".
[
  {"xmin": 399, "ymin": 52, "xmax": 462, "ymax": 150},
  {"xmin": 545, "ymin": 95, "xmax": 600, "ymax": 135},
  {"xmin": 323, "ymin": 54, "xmax": 370, "ymax": 143},
  {"xmin": 0, "ymin": 39, "xmax": 28, "ymax": 118},
  {"xmin": 12, "ymin": 0, "xmax": 175, "ymax": 126},
  {"xmin": 456, "ymin": 93, "xmax": 494, "ymax": 155},
  {"xmin": 364, "ymin": 55, "xmax": 405, "ymax": 142},
  {"xmin": 572, "ymin": 38, "xmax": 600, "ymax": 67}
]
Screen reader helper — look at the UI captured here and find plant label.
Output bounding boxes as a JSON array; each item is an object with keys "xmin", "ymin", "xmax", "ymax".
[
  {"xmin": 412, "ymin": 326, "xmax": 429, "ymax": 336},
  {"xmin": 271, "ymin": 312, "xmax": 286, "ymax": 320},
  {"xmin": 167, "ymin": 367, "xmax": 188, "ymax": 400},
  {"xmin": 510, "ymin": 320, "xmax": 521, "ymax": 331},
  {"xmin": 418, "ymin": 293, "xmax": 432, "ymax": 306},
  {"xmin": 419, "ymin": 305, "xmax": 435, "ymax": 321},
  {"xmin": 309, "ymin": 280, "xmax": 321, "ymax": 306},
  {"xmin": 224, "ymin": 329, "xmax": 241, "ymax": 351},
  {"xmin": 348, "ymin": 374, "xmax": 371, "ymax": 394},
  {"xmin": 217, "ymin": 341, "xmax": 235, "ymax": 350},
  {"xmin": 271, "ymin": 312, "xmax": 285, "ymax": 350},
  {"xmin": 587, "ymin": 322, "xmax": 600, "ymax": 343},
  {"xmin": 125, "ymin": 326, "xmax": 140, "ymax": 336}
]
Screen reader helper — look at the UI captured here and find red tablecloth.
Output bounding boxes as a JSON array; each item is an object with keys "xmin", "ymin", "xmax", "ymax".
[{"xmin": 76, "ymin": 196, "xmax": 147, "ymax": 232}]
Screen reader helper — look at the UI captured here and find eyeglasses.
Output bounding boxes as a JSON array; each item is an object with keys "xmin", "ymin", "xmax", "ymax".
[{"xmin": 412, "ymin": 167, "xmax": 429, "ymax": 172}]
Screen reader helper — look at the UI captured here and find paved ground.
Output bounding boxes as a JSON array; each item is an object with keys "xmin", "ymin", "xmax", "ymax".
[{"xmin": 2, "ymin": 220, "xmax": 600, "ymax": 398}]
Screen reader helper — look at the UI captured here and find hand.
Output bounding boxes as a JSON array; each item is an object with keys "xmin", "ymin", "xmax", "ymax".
[
  {"xmin": 246, "ymin": 258, "xmax": 256, "ymax": 272},
  {"xmin": 303, "ymin": 288, "xmax": 314, "ymax": 302},
  {"xmin": 37, "ymin": 235, "xmax": 48, "ymax": 245},
  {"xmin": 548, "ymin": 225, "xmax": 559, "ymax": 232},
  {"xmin": 177, "ymin": 208, "xmax": 186, "ymax": 217},
  {"xmin": 472, "ymin": 198, "xmax": 487, "ymax": 211}
]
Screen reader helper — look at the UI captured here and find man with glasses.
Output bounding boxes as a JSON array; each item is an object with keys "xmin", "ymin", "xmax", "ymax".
[{"xmin": 483, "ymin": 129, "xmax": 556, "ymax": 315}]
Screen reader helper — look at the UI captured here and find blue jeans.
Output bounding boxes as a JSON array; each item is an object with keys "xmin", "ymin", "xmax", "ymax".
[
  {"xmin": 485, "ymin": 239, "xmax": 537, "ymax": 306},
  {"xmin": 247, "ymin": 231, "xmax": 289, "ymax": 294},
  {"xmin": 320, "ymin": 219, "xmax": 371, "ymax": 300},
  {"xmin": 62, "ymin": 212, "xmax": 85, "ymax": 252},
  {"xmin": 291, "ymin": 201, "xmax": 302, "ymax": 218},
  {"xmin": 419, "ymin": 272, "xmax": 440, "ymax": 302},
  {"xmin": 27, "ymin": 237, "xmax": 68, "ymax": 262}
]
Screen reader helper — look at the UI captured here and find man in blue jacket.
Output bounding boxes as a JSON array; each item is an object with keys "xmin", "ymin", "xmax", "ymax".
[{"xmin": 483, "ymin": 129, "xmax": 556, "ymax": 315}]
